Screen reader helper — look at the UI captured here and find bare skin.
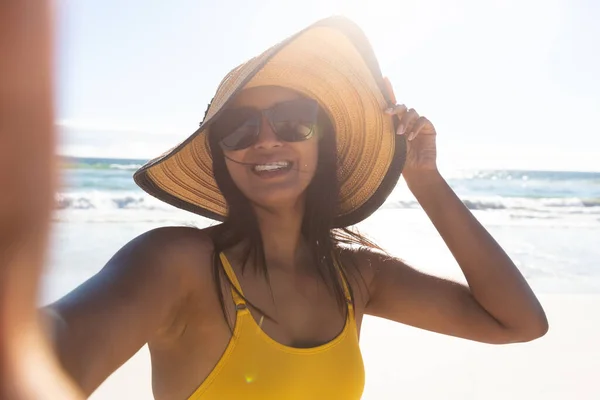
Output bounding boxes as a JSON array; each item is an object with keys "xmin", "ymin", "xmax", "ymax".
[
  {"xmin": 0, "ymin": 2, "xmax": 82, "ymax": 398},
  {"xmin": 1, "ymin": 8, "xmax": 548, "ymax": 399}
]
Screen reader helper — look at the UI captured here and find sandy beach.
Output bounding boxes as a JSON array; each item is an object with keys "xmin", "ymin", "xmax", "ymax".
[{"xmin": 86, "ymin": 295, "xmax": 598, "ymax": 399}]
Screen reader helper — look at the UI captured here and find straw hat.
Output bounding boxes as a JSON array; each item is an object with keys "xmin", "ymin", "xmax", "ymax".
[{"xmin": 133, "ymin": 16, "xmax": 406, "ymax": 227}]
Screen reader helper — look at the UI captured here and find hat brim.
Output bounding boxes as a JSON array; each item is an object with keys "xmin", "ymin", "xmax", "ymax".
[{"xmin": 133, "ymin": 16, "xmax": 406, "ymax": 228}]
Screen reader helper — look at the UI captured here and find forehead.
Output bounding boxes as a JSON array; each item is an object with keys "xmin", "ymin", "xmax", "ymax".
[{"xmin": 229, "ymin": 86, "xmax": 304, "ymax": 109}]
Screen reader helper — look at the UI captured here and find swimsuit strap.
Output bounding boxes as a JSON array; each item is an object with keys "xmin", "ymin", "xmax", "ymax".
[
  {"xmin": 220, "ymin": 252, "xmax": 353, "ymax": 311},
  {"xmin": 219, "ymin": 253, "xmax": 246, "ymax": 307},
  {"xmin": 334, "ymin": 260, "xmax": 354, "ymax": 311}
]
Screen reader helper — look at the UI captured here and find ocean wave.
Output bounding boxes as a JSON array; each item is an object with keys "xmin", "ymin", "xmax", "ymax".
[
  {"xmin": 55, "ymin": 192, "xmax": 170, "ymax": 211},
  {"xmin": 54, "ymin": 190, "xmax": 600, "ymax": 219},
  {"xmin": 60, "ymin": 157, "xmax": 144, "ymax": 171},
  {"xmin": 383, "ymin": 196, "xmax": 600, "ymax": 213},
  {"xmin": 108, "ymin": 163, "xmax": 143, "ymax": 170},
  {"xmin": 446, "ymin": 169, "xmax": 600, "ymax": 182},
  {"xmin": 65, "ymin": 162, "xmax": 142, "ymax": 171}
]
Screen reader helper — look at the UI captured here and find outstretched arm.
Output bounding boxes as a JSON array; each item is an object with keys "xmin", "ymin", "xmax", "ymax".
[{"xmin": 0, "ymin": 1, "xmax": 83, "ymax": 398}]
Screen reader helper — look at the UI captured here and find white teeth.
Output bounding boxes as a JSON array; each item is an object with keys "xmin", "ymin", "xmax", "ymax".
[{"xmin": 253, "ymin": 161, "xmax": 290, "ymax": 172}]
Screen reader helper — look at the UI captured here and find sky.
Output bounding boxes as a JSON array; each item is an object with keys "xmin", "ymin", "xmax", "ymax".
[{"xmin": 55, "ymin": 0, "xmax": 600, "ymax": 171}]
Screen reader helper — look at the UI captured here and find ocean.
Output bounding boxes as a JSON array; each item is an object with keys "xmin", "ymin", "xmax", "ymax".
[
  {"xmin": 55, "ymin": 156, "xmax": 600, "ymax": 223},
  {"xmin": 42, "ymin": 157, "xmax": 600, "ymax": 304}
]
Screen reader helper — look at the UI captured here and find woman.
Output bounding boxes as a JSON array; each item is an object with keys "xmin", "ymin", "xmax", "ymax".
[{"xmin": 3, "ymin": 15, "xmax": 547, "ymax": 400}]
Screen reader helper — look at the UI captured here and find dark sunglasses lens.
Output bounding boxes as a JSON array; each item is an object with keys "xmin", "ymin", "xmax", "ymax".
[
  {"xmin": 215, "ymin": 110, "xmax": 260, "ymax": 150},
  {"xmin": 272, "ymin": 121, "xmax": 315, "ymax": 141},
  {"xmin": 270, "ymin": 99, "xmax": 318, "ymax": 142}
]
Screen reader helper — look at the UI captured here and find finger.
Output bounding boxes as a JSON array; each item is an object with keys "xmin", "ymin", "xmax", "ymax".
[
  {"xmin": 399, "ymin": 108, "xmax": 419, "ymax": 135},
  {"xmin": 409, "ymin": 116, "xmax": 431, "ymax": 141},
  {"xmin": 385, "ymin": 104, "xmax": 407, "ymax": 116},
  {"xmin": 385, "ymin": 104, "xmax": 410, "ymax": 135}
]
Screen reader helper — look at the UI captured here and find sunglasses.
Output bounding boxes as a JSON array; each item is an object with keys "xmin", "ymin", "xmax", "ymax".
[{"xmin": 211, "ymin": 98, "xmax": 319, "ymax": 151}]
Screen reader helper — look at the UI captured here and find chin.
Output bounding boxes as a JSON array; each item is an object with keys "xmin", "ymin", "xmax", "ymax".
[{"xmin": 245, "ymin": 188, "xmax": 308, "ymax": 212}]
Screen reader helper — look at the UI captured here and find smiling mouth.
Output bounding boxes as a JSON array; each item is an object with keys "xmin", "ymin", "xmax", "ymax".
[{"xmin": 251, "ymin": 161, "xmax": 293, "ymax": 176}]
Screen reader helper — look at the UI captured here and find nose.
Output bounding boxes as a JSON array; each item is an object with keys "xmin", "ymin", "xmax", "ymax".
[{"xmin": 252, "ymin": 114, "xmax": 283, "ymax": 150}]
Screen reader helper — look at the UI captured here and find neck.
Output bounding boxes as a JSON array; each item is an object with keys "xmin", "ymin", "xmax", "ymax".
[{"xmin": 253, "ymin": 201, "xmax": 307, "ymax": 272}]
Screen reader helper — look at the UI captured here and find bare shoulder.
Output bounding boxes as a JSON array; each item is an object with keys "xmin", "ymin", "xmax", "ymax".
[
  {"xmin": 50, "ymin": 224, "xmax": 217, "ymax": 321},
  {"xmin": 99, "ymin": 226, "xmax": 213, "ymax": 293},
  {"xmin": 130, "ymin": 225, "xmax": 215, "ymax": 271},
  {"xmin": 337, "ymin": 246, "xmax": 400, "ymax": 310},
  {"xmin": 45, "ymin": 225, "xmax": 218, "ymax": 393},
  {"xmin": 123, "ymin": 225, "xmax": 218, "ymax": 319},
  {"xmin": 131, "ymin": 225, "xmax": 214, "ymax": 254},
  {"xmin": 338, "ymin": 245, "xmax": 398, "ymax": 281}
]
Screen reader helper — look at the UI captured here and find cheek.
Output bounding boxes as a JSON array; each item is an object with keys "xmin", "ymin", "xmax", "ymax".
[
  {"xmin": 224, "ymin": 155, "xmax": 248, "ymax": 187},
  {"xmin": 301, "ymin": 141, "xmax": 319, "ymax": 176}
]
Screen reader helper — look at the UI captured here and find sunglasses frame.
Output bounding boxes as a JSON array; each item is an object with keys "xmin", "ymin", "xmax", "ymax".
[{"xmin": 211, "ymin": 98, "xmax": 320, "ymax": 151}]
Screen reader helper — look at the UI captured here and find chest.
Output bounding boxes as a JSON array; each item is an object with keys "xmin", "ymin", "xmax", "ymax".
[
  {"xmin": 236, "ymin": 269, "xmax": 348, "ymax": 347},
  {"xmin": 153, "ymin": 281, "xmax": 364, "ymax": 400},
  {"xmin": 149, "ymin": 262, "xmax": 367, "ymax": 399}
]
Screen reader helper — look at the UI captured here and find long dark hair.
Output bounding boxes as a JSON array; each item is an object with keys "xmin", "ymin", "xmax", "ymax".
[{"xmin": 207, "ymin": 104, "xmax": 380, "ymax": 328}]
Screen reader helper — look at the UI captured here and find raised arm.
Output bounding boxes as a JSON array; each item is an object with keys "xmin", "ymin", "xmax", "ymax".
[
  {"xmin": 365, "ymin": 171, "xmax": 548, "ymax": 343},
  {"xmin": 363, "ymin": 98, "xmax": 547, "ymax": 344}
]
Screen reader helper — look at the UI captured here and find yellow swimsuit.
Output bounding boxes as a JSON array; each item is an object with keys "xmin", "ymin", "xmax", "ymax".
[{"xmin": 187, "ymin": 253, "xmax": 365, "ymax": 399}]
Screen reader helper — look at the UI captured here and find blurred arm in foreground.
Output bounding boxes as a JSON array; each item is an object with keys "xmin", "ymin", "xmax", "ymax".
[{"xmin": 0, "ymin": 1, "xmax": 83, "ymax": 398}]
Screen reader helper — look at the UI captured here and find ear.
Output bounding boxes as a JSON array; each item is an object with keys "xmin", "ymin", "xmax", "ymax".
[{"xmin": 382, "ymin": 77, "xmax": 397, "ymax": 105}]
